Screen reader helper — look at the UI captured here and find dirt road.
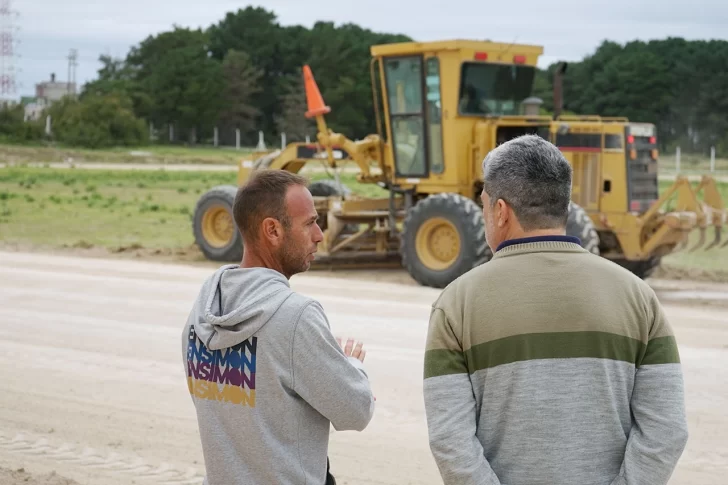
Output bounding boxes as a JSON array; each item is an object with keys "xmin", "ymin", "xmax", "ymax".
[{"xmin": 0, "ymin": 251, "xmax": 727, "ymax": 485}]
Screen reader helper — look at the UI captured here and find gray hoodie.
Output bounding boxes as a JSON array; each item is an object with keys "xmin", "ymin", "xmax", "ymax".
[{"xmin": 181, "ymin": 264, "xmax": 375, "ymax": 485}]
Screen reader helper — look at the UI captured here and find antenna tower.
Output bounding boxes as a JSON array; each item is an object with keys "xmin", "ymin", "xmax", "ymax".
[{"xmin": 0, "ymin": 0, "xmax": 17, "ymax": 98}]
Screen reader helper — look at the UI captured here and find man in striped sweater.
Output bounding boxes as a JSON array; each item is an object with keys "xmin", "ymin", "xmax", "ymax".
[{"xmin": 423, "ymin": 134, "xmax": 688, "ymax": 485}]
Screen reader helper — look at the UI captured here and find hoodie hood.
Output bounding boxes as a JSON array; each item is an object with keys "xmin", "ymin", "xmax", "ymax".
[{"xmin": 191, "ymin": 264, "xmax": 294, "ymax": 350}]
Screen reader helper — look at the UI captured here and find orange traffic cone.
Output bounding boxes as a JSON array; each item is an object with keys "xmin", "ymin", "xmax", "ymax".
[{"xmin": 302, "ymin": 65, "xmax": 331, "ymax": 119}]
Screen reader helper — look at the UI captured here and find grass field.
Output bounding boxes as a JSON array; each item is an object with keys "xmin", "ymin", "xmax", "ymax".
[
  {"xmin": 0, "ymin": 167, "xmax": 384, "ymax": 252},
  {"xmin": 0, "ymin": 166, "xmax": 726, "ymax": 277},
  {"xmin": 660, "ymin": 153, "xmax": 728, "ymax": 174},
  {"xmin": 0, "ymin": 143, "xmax": 256, "ymax": 166}
]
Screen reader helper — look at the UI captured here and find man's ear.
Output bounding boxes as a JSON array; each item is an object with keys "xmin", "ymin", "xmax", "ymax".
[
  {"xmin": 496, "ymin": 199, "xmax": 509, "ymax": 228},
  {"xmin": 261, "ymin": 217, "xmax": 283, "ymax": 246}
]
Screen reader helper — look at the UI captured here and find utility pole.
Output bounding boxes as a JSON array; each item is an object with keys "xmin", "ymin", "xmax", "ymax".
[{"xmin": 67, "ymin": 48, "xmax": 77, "ymax": 97}]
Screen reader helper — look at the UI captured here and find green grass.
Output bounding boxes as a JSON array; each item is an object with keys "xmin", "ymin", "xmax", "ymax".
[
  {"xmin": 0, "ymin": 143, "xmax": 257, "ymax": 166},
  {"xmin": 659, "ymin": 153, "xmax": 728, "ymax": 174},
  {"xmin": 0, "ymin": 167, "xmax": 384, "ymax": 251},
  {"xmin": 0, "ymin": 165, "xmax": 726, "ymax": 277}
]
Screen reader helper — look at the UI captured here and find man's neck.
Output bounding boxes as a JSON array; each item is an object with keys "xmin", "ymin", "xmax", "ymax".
[
  {"xmin": 240, "ymin": 244, "xmax": 288, "ymax": 279},
  {"xmin": 505, "ymin": 227, "xmax": 566, "ymax": 241}
]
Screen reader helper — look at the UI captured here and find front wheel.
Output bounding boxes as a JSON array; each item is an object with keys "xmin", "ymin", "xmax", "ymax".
[
  {"xmin": 193, "ymin": 185, "xmax": 243, "ymax": 262},
  {"xmin": 401, "ymin": 193, "xmax": 492, "ymax": 288}
]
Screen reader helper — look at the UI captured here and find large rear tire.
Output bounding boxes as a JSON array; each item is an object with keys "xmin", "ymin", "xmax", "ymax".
[
  {"xmin": 566, "ymin": 201, "xmax": 600, "ymax": 255},
  {"xmin": 308, "ymin": 179, "xmax": 351, "ymax": 198},
  {"xmin": 193, "ymin": 185, "xmax": 243, "ymax": 262},
  {"xmin": 401, "ymin": 193, "xmax": 492, "ymax": 288}
]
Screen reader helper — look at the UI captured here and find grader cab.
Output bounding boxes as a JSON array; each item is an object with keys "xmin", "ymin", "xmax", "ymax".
[{"xmin": 192, "ymin": 39, "xmax": 727, "ymax": 288}]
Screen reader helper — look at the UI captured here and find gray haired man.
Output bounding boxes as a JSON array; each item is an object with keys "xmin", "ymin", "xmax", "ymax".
[{"xmin": 423, "ymin": 134, "xmax": 688, "ymax": 485}]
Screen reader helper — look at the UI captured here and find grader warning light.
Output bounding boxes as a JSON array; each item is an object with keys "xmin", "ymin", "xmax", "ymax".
[{"xmin": 192, "ymin": 39, "xmax": 727, "ymax": 288}]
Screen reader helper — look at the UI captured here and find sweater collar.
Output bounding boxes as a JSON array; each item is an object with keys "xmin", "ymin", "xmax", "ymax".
[{"xmin": 495, "ymin": 235, "xmax": 581, "ymax": 253}]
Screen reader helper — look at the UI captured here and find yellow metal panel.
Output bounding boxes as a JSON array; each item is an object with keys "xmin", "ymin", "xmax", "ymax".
[
  {"xmin": 378, "ymin": 56, "xmax": 397, "ymax": 177},
  {"xmin": 569, "ymin": 152, "xmax": 601, "ymax": 211},
  {"xmin": 599, "ymin": 125, "xmax": 629, "ymax": 215},
  {"xmin": 370, "ymin": 39, "xmax": 544, "ymax": 66}
]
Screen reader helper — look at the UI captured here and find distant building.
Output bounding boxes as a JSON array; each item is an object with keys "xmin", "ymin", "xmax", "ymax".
[
  {"xmin": 22, "ymin": 73, "xmax": 76, "ymax": 122},
  {"xmin": 35, "ymin": 73, "xmax": 76, "ymax": 104}
]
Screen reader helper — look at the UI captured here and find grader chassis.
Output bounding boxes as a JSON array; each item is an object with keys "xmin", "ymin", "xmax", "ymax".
[{"xmin": 193, "ymin": 39, "xmax": 726, "ymax": 288}]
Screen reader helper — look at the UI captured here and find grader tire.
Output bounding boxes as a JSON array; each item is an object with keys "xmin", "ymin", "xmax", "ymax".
[
  {"xmin": 614, "ymin": 256, "xmax": 662, "ymax": 280},
  {"xmin": 566, "ymin": 201, "xmax": 600, "ymax": 255},
  {"xmin": 309, "ymin": 179, "xmax": 357, "ymax": 233},
  {"xmin": 193, "ymin": 185, "xmax": 243, "ymax": 262},
  {"xmin": 401, "ymin": 193, "xmax": 491, "ymax": 288},
  {"xmin": 309, "ymin": 179, "xmax": 352, "ymax": 197}
]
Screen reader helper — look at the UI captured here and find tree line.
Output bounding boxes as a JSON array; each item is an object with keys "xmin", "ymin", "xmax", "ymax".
[
  {"xmin": 533, "ymin": 37, "xmax": 728, "ymax": 154},
  {"xmin": 6, "ymin": 6, "xmax": 728, "ymax": 154}
]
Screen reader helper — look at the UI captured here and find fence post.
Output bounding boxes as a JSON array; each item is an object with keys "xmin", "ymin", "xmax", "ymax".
[
  {"xmin": 45, "ymin": 115, "xmax": 52, "ymax": 136},
  {"xmin": 281, "ymin": 132, "xmax": 286, "ymax": 149},
  {"xmin": 676, "ymin": 146, "xmax": 680, "ymax": 173},
  {"xmin": 169, "ymin": 124, "xmax": 174, "ymax": 142},
  {"xmin": 236, "ymin": 129, "xmax": 240, "ymax": 150},
  {"xmin": 214, "ymin": 127, "xmax": 219, "ymax": 147},
  {"xmin": 710, "ymin": 146, "xmax": 715, "ymax": 172},
  {"xmin": 256, "ymin": 131, "xmax": 266, "ymax": 151}
]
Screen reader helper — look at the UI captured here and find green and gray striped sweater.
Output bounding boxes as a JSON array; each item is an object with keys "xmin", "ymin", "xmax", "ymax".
[{"xmin": 423, "ymin": 236, "xmax": 688, "ymax": 485}]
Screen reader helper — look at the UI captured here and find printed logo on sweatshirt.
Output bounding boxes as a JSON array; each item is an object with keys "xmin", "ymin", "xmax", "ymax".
[{"xmin": 186, "ymin": 326, "xmax": 257, "ymax": 407}]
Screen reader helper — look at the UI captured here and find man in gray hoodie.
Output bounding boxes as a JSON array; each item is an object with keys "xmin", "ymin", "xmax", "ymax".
[{"xmin": 182, "ymin": 169, "xmax": 375, "ymax": 485}]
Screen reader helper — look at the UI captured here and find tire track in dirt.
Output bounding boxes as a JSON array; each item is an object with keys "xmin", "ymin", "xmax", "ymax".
[{"xmin": 0, "ymin": 431, "xmax": 205, "ymax": 485}]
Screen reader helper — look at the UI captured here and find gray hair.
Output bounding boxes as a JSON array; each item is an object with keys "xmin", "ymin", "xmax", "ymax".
[{"xmin": 482, "ymin": 134, "xmax": 572, "ymax": 231}]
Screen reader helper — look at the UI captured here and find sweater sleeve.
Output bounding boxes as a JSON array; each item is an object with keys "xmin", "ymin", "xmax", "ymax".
[
  {"xmin": 612, "ymin": 293, "xmax": 689, "ymax": 485},
  {"xmin": 291, "ymin": 301, "xmax": 375, "ymax": 432},
  {"xmin": 423, "ymin": 307, "xmax": 502, "ymax": 485}
]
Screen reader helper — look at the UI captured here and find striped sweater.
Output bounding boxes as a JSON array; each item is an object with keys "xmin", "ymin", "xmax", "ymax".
[{"xmin": 423, "ymin": 236, "xmax": 688, "ymax": 485}]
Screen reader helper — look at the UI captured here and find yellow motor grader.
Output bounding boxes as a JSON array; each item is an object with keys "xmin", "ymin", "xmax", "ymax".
[{"xmin": 192, "ymin": 39, "xmax": 727, "ymax": 288}]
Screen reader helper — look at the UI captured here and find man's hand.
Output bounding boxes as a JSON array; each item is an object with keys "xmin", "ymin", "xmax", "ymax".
[{"xmin": 336, "ymin": 337, "xmax": 366, "ymax": 363}]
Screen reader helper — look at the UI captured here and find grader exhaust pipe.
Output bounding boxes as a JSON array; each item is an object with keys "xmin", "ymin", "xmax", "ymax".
[{"xmin": 553, "ymin": 62, "xmax": 568, "ymax": 119}]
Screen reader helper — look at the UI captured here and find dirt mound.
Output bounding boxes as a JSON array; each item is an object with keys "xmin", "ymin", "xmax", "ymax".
[{"xmin": 0, "ymin": 467, "xmax": 80, "ymax": 485}]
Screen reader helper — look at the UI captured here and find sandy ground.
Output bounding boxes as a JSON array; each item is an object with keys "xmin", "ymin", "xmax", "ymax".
[{"xmin": 0, "ymin": 251, "xmax": 727, "ymax": 485}]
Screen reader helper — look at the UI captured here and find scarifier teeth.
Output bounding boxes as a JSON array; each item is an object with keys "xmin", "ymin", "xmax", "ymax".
[
  {"xmin": 676, "ymin": 237, "xmax": 689, "ymax": 252},
  {"xmin": 705, "ymin": 226, "xmax": 722, "ymax": 251},
  {"xmin": 689, "ymin": 227, "xmax": 706, "ymax": 252}
]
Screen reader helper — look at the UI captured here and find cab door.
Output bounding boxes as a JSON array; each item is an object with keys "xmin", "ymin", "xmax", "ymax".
[{"xmin": 382, "ymin": 55, "xmax": 433, "ymax": 179}]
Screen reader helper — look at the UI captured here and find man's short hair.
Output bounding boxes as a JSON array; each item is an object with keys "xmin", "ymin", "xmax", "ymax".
[
  {"xmin": 482, "ymin": 134, "xmax": 572, "ymax": 231},
  {"xmin": 233, "ymin": 169, "xmax": 309, "ymax": 242}
]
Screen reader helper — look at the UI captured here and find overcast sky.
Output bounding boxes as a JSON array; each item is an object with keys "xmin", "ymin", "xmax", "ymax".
[{"xmin": 12, "ymin": 0, "xmax": 728, "ymax": 98}]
